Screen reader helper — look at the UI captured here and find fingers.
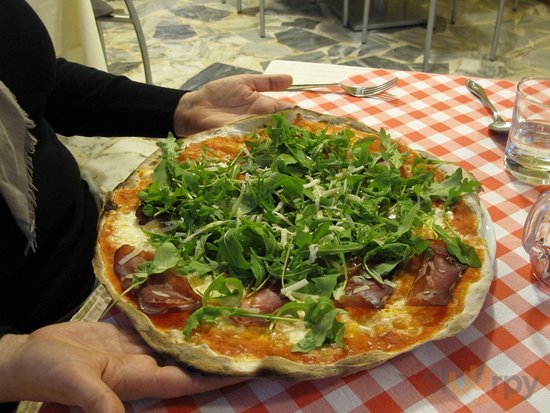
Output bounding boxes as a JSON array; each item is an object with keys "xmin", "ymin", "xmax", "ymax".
[
  {"xmin": 151, "ymin": 366, "xmax": 247, "ymax": 397},
  {"xmin": 109, "ymin": 359, "xmax": 248, "ymax": 400},
  {"xmin": 247, "ymin": 74, "xmax": 293, "ymax": 93},
  {"xmin": 271, "ymin": 98, "xmax": 295, "ymax": 112},
  {"xmin": 184, "ymin": 373, "xmax": 248, "ymax": 395}
]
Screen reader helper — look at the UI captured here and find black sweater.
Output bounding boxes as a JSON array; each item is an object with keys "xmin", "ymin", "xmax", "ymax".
[{"xmin": 0, "ymin": 0, "xmax": 185, "ymax": 332}]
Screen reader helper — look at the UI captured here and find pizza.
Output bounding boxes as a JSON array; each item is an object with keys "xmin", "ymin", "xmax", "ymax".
[{"xmin": 93, "ymin": 108, "xmax": 494, "ymax": 379}]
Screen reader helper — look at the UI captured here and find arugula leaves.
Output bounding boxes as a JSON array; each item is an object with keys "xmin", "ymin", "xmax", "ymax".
[
  {"xmin": 433, "ymin": 225, "xmax": 481, "ymax": 268},
  {"xmin": 138, "ymin": 114, "xmax": 482, "ymax": 352},
  {"xmin": 425, "ymin": 169, "xmax": 482, "ymax": 205}
]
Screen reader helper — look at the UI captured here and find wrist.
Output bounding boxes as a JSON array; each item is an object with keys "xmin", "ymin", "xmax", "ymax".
[
  {"xmin": 0, "ymin": 333, "xmax": 29, "ymax": 402},
  {"xmin": 173, "ymin": 90, "xmax": 202, "ymax": 137},
  {"xmin": 0, "ymin": 325, "xmax": 19, "ymax": 338}
]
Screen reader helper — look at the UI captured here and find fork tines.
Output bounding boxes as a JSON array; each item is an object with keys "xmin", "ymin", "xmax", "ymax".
[{"xmin": 361, "ymin": 77, "xmax": 398, "ymax": 95}]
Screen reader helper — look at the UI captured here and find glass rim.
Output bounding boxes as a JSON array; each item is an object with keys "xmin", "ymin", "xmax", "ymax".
[{"xmin": 517, "ymin": 76, "xmax": 550, "ymax": 107}]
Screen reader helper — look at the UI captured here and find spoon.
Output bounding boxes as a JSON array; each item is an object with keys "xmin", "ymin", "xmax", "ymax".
[{"xmin": 467, "ymin": 79, "xmax": 511, "ymax": 134}]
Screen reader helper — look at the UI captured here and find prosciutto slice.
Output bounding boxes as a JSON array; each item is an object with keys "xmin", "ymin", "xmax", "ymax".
[
  {"xmin": 407, "ymin": 240, "xmax": 468, "ymax": 306},
  {"xmin": 234, "ymin": 284, "xmax": 288, "ymax": 325},
  {"xmin": 114, "ymin": 245, "xmax": 201, "ymax": 315},
  {"xmin": 337, "ymin": 276, "xmax": 393, "ymax": 309},
  {"xmin": 138, "ymin": 272, "xmax": 201, "ymax": 315},
  {"xmin": 114, "ymin": 244, "xmax": 154, "ymax": 290}
]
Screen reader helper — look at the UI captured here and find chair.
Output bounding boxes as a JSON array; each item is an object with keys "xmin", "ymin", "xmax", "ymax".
[
  {"xmin": 222, "ymin": 0, "xmax": 243, "ymax": 11},
  {"xmin": 358, "ymin": 0, "xmax": 508, "ymax": 71},
  {"xmin": 92, "ymin": 0, "xmax": 153, "ymax": 84},
  {"xmin": 223, "ymin": 0, "xmax": 316, "ymax": 38},
  {"xmin": 222, "ymin": 0, "xmax": 268, "ymax": 37}
]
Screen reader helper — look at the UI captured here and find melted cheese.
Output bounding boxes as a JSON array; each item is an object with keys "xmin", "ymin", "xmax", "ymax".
[
  {"xmin": 275, "ymin": 319, "xmax": 308, "ymax": 345},
  {"xmin": 108, "ymin": 212, "xmax": 151, "ymax": 249},
  {"xmin": 188, "ymin": 273, "xmax": 213, "ymax": 296}
]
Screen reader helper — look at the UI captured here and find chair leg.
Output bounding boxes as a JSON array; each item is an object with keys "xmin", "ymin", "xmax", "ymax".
[
  {"xmin": 223, "ymin": 0, "xmax": 242, "ymax": 13},
  {"xmin": 450, "ymin": 0, "xmax": 458, "ymax": 24},
  {"xmin": 259, "ymin": 0, "xmax": 265, "ymax": 37},
  {"xmin": 489, "ymin": 0, "xmax": 506, "ymax": 61},
  {"xmin": 343, "ymin": 0, "xmax": 349, "ymax": 27},
  {"xmin": 513, "ymin": 0, "xmax": 519, "ymax": 11},
  {"xmin": 95, "ymin": 21, "xmax": 108, "ymax": 65},
  {"xmin": 422, "ymin": 0, "xmax": 437, "ymax": 72},
  {"xmin": 361, "ymin": 0, "xmax": 371, "ymax": 44},
  {"xmin": 125, "ymin": 0, "xmax": 153, "ymax": 84}
]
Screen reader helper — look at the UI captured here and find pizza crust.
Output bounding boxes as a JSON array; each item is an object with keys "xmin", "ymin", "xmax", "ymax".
[
  {"xmin": 93, "ymin": 107, "xmax": 494, "ymax": 379},
  {"xmin": 99, "ymin": 296, "xmax": 399, "ymax": 379}
]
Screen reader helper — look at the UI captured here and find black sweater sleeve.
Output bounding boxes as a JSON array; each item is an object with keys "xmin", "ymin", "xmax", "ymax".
[{"xmin": 44, "ymin": 59, "xmax": 186, "ymax": 138}]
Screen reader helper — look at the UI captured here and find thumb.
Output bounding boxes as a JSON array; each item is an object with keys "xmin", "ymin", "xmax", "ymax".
[{"xmin": 66, "ymin": 374, "xmax": 125, "ymax": 413}]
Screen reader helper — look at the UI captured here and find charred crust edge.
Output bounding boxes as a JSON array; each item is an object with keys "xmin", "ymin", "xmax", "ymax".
[{"xmin": 104, "ymin": 200, "xmax": 119, "ymax": 211}]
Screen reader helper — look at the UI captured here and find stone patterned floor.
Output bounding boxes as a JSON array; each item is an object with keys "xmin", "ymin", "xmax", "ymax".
[{"xmin": 98, "ymin": 0, "xmax": 550, "ymax": 90}]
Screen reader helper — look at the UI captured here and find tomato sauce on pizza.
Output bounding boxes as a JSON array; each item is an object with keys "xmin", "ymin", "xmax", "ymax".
[{"xmin": 94, "ymin": 109, "xmax": 493, "ymax": 378}]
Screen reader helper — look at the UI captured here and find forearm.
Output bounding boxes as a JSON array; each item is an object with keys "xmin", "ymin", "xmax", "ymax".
[{"xmin": 45, "ymin": 59, "xmax": 186, "ymax": 138}]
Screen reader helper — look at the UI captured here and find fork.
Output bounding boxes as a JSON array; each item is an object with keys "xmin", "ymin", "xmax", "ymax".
[{"xmin": 286, "ymin": 77, "xmax": 398, "ymax": 97}]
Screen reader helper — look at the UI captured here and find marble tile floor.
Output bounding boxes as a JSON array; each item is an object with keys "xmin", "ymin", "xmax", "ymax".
[
  {"xmin": 100, "ymin": 0, "xmax": 550, "ymax": 89},
  {"xmin": 61, "ymin": 0, "xmax": 550, "ymax": 199}
]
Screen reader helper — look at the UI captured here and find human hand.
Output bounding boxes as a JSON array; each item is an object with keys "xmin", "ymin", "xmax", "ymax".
[
  {"xmin": 173, "ymin": 73, "xmax": 294, "ymax": 136},
  {"xmin": 0, "ymin": 322, "xmax": 245, "ymax": 412}
]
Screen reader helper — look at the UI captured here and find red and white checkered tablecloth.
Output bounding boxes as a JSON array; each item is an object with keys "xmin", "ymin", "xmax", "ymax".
[{"xmin": 40, "ymin": 65, "xmax": 549, "ymax": 413}]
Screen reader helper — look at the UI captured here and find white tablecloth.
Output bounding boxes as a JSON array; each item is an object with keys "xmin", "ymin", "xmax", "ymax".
[{"xmin": 27, "ymin": 0, "xmax": 107, "ymax": 70}]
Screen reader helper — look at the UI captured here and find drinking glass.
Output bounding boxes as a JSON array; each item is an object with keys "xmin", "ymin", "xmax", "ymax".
[
  {"xmin": 503, "ymin": 77, "xmax": 550, "ymax": 185},
  {"xmin": 522, "ymin": 189, "xmax": 550, "ymax": 294}
]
